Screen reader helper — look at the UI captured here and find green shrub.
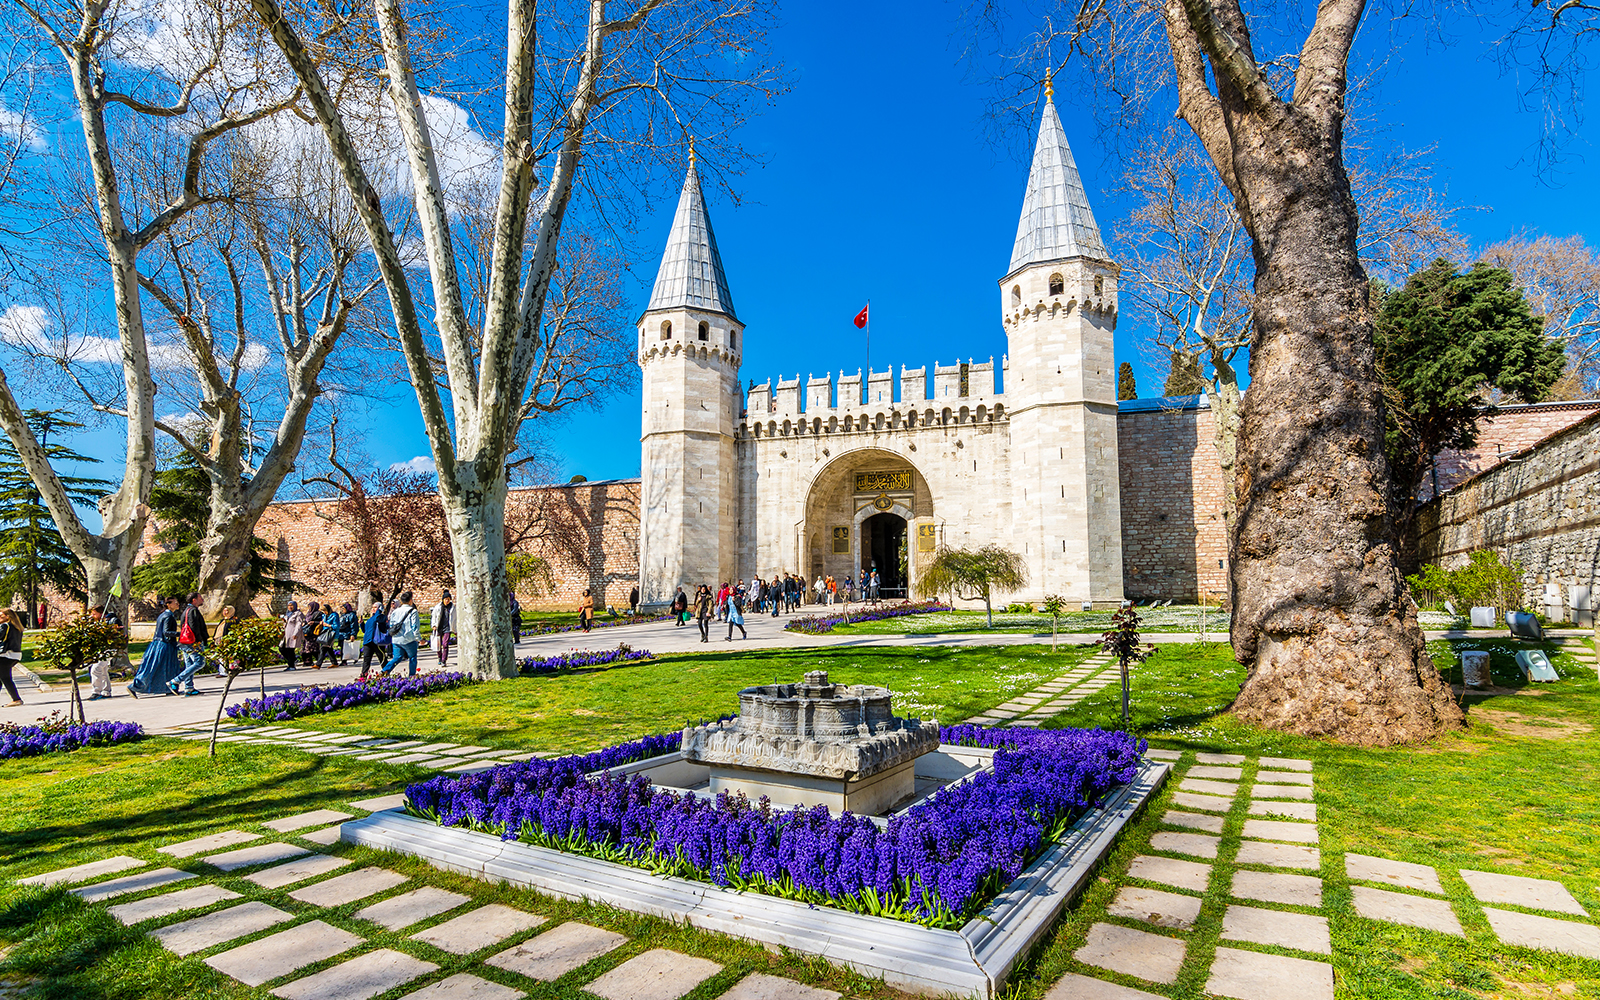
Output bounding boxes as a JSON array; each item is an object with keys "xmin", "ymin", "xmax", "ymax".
[{"xmin": 1406, "ymin": 550, "xmax": 1526, "ymax": 613}]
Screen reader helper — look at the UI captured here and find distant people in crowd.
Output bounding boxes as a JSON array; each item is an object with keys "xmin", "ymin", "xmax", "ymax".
[
  {"xmin": 87, "ymin": 605, "xmax": 122, "ymax": 700},
  {"xmin": 338, "ymin": 603, "xmax": 359, "ymax": 661},
  {"xmin": 509, "ymin": 592, "xmax": 522, "ymax": 643},
  {"xmin": 280, "ymin": 600, "xmax": 306, "ymax": 671},
  {"xmin": 168, "ymin": 593, "xmax": 210, "ymax": 696},
  {"xmin": 814, "ymin": 575, "xmax": 826, "ymax": 605},
  {"xmin": 578, "ymin": 588, "xmax": 594, "ymax": 633},
  {"xmin": 359, "ymin": 590, "xmax": 389, "ymax": 678},
  {"xmin": 672, "ymin": 587, "xmax": 689, "ymax": 626},
  {"xmin": 0, "ymin": 608, "xmax": 23, "ymax": 706},
  {"xmin": 430, "ymin": 591, "xmax": 454, "ymax": 664},
  {"xmin": 312, "ymin": 603, "xmax": 345, "ymax": 668},
  {"xmin": 629, "ymin": 586, "xmax": 639, "ymax": 615},
  {"xmin": 129, "ymin": 596, "xmax": 182, "ymax": 697},
  {"xmin": 381, "ymin": 591, "xmax": 421, "ymax": 677},
  {"xmin": 695, "ymin": 584, "xmax": 713, "ymax": 643},
  {"xmin": 869, "ymin": 569, "xmax": 881, "ymax": 601},
  {"xmin": 726, "ymin": 593, "xmax": 746, "ymax": 641},
  {"xmin": 844, "ymin": 575, "xmax": 855, "ymax": 602},
  {"xmin": 717, "ymin": 582, "xmax": 731, "ymax": 622}
]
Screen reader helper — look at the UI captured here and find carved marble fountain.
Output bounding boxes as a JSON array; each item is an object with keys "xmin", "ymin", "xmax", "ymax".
[{"xmin": 680, "ymin": 670, "xmax": 941, "ymax": 814}]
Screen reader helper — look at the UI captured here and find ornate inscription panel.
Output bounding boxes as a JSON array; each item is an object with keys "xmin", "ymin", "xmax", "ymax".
[{"xmin": 855, "ymin": 470, "xmax": 911, "ymax": 493}]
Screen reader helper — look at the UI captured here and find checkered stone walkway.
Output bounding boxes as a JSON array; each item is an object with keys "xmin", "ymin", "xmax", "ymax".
[{"xmin": 959, "ymin": 652, "xmax": 1121, "ymax": 727}]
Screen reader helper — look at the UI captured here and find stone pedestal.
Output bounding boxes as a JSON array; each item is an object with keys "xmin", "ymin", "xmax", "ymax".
[{"xmin": 708, "ymin": 758, "xmax": 917, "ymax": 815}]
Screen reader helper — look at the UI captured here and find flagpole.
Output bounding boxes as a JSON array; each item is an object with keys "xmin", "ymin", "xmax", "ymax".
[{"xmin": 865, "ymin": 298, "xmax": 870, "ymax": 377}]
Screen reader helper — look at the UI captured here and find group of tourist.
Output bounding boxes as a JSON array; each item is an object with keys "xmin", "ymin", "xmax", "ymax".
[{"xmin": 668, "ymin": 569, "xmax": 884, "ymax": 629}]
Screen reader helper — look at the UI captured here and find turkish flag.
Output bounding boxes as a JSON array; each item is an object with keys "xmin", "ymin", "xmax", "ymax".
[{"xmin": 853, "ymin": 304, "xmax": 869, "ymax": 329}]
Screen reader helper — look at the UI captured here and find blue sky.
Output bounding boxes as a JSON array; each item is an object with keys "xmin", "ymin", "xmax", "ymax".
[{"xmin": 42, "ymin": 1, "xmax": 1600, "ymax": 490}]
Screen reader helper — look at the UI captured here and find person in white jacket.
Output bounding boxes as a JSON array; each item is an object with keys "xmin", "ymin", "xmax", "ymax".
[
  {"xmin": 381, "ymin": 592, "xmax": 422, "ymax": 677},
  {"xmin": 429, "ymin": 591, "xmax": 454, "ymax": 666}
]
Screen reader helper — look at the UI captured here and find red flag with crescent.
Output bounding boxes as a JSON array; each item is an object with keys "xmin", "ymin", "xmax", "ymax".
[{"xmin": 853, "ymin": 304, "xmax": 869, "ymax": 329}]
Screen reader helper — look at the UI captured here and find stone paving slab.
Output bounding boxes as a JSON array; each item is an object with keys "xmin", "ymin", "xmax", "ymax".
[
  {"xmin": 1346, "ymin": 854, "xmax": 1444, "ymax": 895},
  {"xmin": 1482, "ymin": 907, "xmax": 1600, "ymax": 959},
  {"xmin": 1171, "ymin": 791, "xmax": 1234, "ymax": 813},
  {"xmin": 1127, "ymin": 855, "xmax": 1212, "ymax": 893},
  {"xmin": 265, "ymin": 809, "xmax": 355, "ymax": 832},
  {"xmin": 398, "ymin": 973, "xmax": 526, "ymax": 999},
  {"xmin": 1205, "ymin": 946, "xmax": 1334, "ymax": 1000},
  {"xmin": 160, "ymin": 831, "xmax": 262, "ymax": 857},
  {"xmin": 413, "ymin": 904, "xmax": 547, "ymax": 955},
  {"xmin": 1107, "ymin": 886, "xmax": 1203, "ymax": 929},
  {"xmin": 1143, "ymin": 749, "xmax": 1182, "ymax": 762},
  {"xmin": 1188, "ymin": 765, "xmax": 1243, "ymax": 780},
  {"xmin": 273, "ymin": 947, "xmax": 438, "ymax": 1000},
  {"xmin": 1149, "ymin": 831, "xmax": 1220, "ymax": 859},
  {"xmin": 205, "ymin": 843, "xmax": 310, "ymax": 871},
  {"xmin": 152, "ymin": 901, "xmax": 294, "ymax": 955},
  {"xmin": 585, "ymin": 948, "xmax": 722, "ymax": 1000},
  {"xmin": 246, "ymin": 854, "xmax": 353, "ymax": 889},
  {"xmin": 445, "ymin": 763, "xmax": 497, "ymax": 776},
  {"xmin": 1221, "ymin": 904, "xmax": 1330, "ymax": 954},
  {"xmin": 1351, "ymin": 885, "xmax": 1464, "ymax": 936},
  {"xmin": 384, "ymin": 753, "xmax": 438, "ymax": 764},
  {"xmin": 1258, "ymin": 757, "xmax": 1313, "ymax": 771},
  {"xmin": 485, "ymin": 921, "xmax": 628, "ymax": 981},
  {"xmin": 1162, "ymin": 811, "xmax": 1224, "ymax": 834},
  {"xmin": 1231, "ymin": 870, "xmax": 1322, "ymax": 907},
  {"xmin": 356, "ymin": 886, "xmax": 471, "ymax": 931},
  {"xmin": 1250, "ymin": 783, "xmax": 1313, "ymax": 802},
  {"xmin": 302, "ymin": 826, "xmax": 345, "ymax": 846},
  {"xmin": 717, "ymin": 974, "xmax": 842, "ymax": 1000},
  {"xmin": 1256, "ymin": 770, "xmax": 1313, "ymax": 786},
  {"xmin": 1246, "ymin": 800, "xmax": 1317, "ymax": 822},
  {"xmin": 1195, "ymin": 752, "xmax": 1246, "ymax": 765},
  {"xmin": 206, "ymin": 919, "xmax": 364, "ymax": 986},
  {"xmin": 1043, "ymin": 974, "xmax": 1165, "ymax": 1000},
  {"xmin": 350, "ymin": 793, "xmax": 408, "ymax": 812},
  {"xmin": 17, "ymin": 855, "xmax": 146, "ymax": 887},
  {"xmin": 289, "ymin": 867, "xmax": 409, "ymax": 907},
  {"xmin": 1240, "ymin": 819, "xmax": 1318, "ymax": 844},
  {"xmin": 1234, "ymin": 841, "xmax": 1320, "ymax": 871},
  {"xmin": 1073, "ymin": 922, "xmax": 1185, "ymax": 984},
  {"xmin": 73, "ymin": 867, "xmax": 195, "ymax": 903},
  {"xmin": 1460, "ymin": 869, "xmax": 1588, "ymax": 915},
  {"xmin": 108, "ymin": 883, "xmax": 242, "ymax": 925}
]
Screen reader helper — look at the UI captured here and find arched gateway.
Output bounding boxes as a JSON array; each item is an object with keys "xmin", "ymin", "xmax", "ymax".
[{"xmin": 800, "ymin": 450, "xmax": 935, "ymax": 599}]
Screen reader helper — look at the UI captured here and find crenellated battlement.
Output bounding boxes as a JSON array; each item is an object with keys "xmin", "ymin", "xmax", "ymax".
[{"xmin": 745, "ymin": 358, "xmax": 1004, "ymax": 418}]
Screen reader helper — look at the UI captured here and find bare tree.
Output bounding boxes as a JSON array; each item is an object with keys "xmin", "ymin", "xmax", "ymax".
[
  {"xmin": 1482, "ymin": 234, "xmax": 1600, "ymax": 399},
  {"xmin": 248, "ymin": 0, "xmax": 778, "ymax": 678},
  {"xmin": 0, "ymin": 0, "xmax": 301, "ymax": 611}
]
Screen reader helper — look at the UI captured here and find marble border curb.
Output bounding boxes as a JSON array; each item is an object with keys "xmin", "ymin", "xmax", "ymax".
[{"xmin": 338, "ymin": 760, "xmax": 1169, "ymax": 997}]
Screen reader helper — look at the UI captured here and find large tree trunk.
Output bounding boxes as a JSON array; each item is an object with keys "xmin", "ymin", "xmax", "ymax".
[
  {"xmin": 198, "ymin": 517, "xmax": 256, "ymax": 616},
  {"xmin": 441, "ymin": 466, "xmax": 515, "ymax": 679},
  {"xmin": 1224, "ymin": 120, "xmax": 1460, "ymax": 745}
]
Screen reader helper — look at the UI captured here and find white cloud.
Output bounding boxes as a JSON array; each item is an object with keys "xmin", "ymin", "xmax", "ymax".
[
  {"xmin": 0, "ymin": 106, "xmax": 46, "ymax": 153},
  {"xmin": 389, "ymin": 455, "xmax": 437, "ymax": 475},
  {"xmin": 0, "ymin": 304, "xmax": 122, "ymax": 364}
]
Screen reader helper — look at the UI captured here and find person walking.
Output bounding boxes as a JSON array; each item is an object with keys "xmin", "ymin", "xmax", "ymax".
[
  {"xmin": 509, "ymin": 592, "xmax": 522, "ymax": 644},
  {"xmin": 129, "ymin": 596, "xmax": 183, "ymax": 697},
  {"xmin": 430, "ymin": 591, "xmax": 454, "ymax": 665},
  {"xmin": 381, "ymin": 592, "xmax": 421, "ymax": 677},
  {"xmin": 868, "ymin": 569, "xmax": 881, "ymax": 601},
  {"xmin": 280, "ymin": 600, "xmax": 306, "ymax": 671},
  {"xmin": 86, "ymin": 606, "xmax": 122, "ymax": 700},
  {"xmin": 0, "ymin": 608, "xmax": 24, "ymax": 706},
  {"xmin": 359, "ymin": 591, "xmax": 389, "ymax": 678},
  {"xmin": 168, "ymin": 593, "xmax": 210, "ymax": 696},
  {"xmin": 629, "ymin": 586, "xmax": 639, "ymax": 616},
  {"xmin": 311, "ymin": 604, "xmax": 343, "ymax": 669},
  {"xmin": 671, "ymin": 587, "xmax": 688, "ymax": 626},
  {"xmin": 578, "ymin": 588, "xmax": 595, "ymax": 632},
  {"xmin": 771, "ymin": 575, "xmax": 781, "ymax": 617},
  {"xmin": 726, "ymin": 594, "xmax": 747, "ymax": 641},
  {"xmin": 813, "ymin": 574, "xmax": 826, "ymax": 606},
  {"xmin": 695, "ymin": 585, "xmax": 713, "ymax": 643}
]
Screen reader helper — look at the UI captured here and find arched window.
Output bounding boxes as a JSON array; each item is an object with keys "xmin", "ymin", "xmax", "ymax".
[
  {"xmin": 660, "ymin": 320, "xmax": 673, "ymax": 341},
  {"xmin": 1011, "ymin": 284, "xmax": 1022, "ymax": 309},
  {"xmin": 730, "ymin": 329, "xmax": 738, "ymax": 349},
  {"xmin": 1048, "ymin": 273, "xmax": 1064, "ymax": 296},
  {"xmin": 1094, "ymin": 275, "xmax": 1104, "ymax": 296},
  {"xmin": 697, "ymin": 321, "xmax": 708, "ymax": 341}
]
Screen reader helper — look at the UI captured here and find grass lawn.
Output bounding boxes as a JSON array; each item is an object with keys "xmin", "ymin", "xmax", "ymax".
[{"xmin": 1, "ymin": 634, "xmax": 1597, "ymax": 998}]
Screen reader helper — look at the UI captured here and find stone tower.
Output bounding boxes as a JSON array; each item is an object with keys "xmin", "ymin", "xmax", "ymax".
[
  {"xmin": 1000, "ymin": 89, "xmax": 1125, "ymax": 606},
  {"xmin": 637, "ymin": 154, "xmax": 743, "ymax": 604}
]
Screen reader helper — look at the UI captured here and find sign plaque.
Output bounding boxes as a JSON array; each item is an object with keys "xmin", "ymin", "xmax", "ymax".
[
  {"xmin": 832, "ymin": 526, "xmax": 850, "ymax": 553},
  {"xmin": 917, "ymin": 524, "xmax": 937, "ymax": 551},
  {"xmin": 855, "ymin": 469, "xmax": 911, "ymax": 493}
]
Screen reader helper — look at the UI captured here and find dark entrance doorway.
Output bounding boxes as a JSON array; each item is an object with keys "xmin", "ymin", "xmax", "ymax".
[{"xmin": 862, "ymin": 513, "xmax": 908, "ymax": 598}]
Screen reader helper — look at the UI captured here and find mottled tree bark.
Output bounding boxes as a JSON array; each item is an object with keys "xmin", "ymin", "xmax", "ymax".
[{"xmin": 1162, "ymin": 0, "xmax": 1461, "ymax": 743}]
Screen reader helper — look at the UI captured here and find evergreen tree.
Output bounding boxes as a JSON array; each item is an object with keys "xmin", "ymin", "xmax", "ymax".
[
  {"xmin": 132, "ymin": 454, "xmax": 294, "ymax": 604},
  {"xmin": 0, "ymin": 410, "xmax": 113, "ymax": 625},
  {"xmin": 1163, "ymin": 351, "xmax": 1208, "ymax": 397},
  {"xmin": 1117, "ymin": 362, "xmax": 1138, "ymax": 401}
]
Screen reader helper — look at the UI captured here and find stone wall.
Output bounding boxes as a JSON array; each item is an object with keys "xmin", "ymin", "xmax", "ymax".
[
  {"xmin": 1116, "ymin": 397, "xmax": 1229, "ymax": 602},
  {"xmin": 1417, "ymin": 410, "xmax": 1600, "ymax": 620},
  {"xmin": 1419, "ymin": 400, "xmax": 1600, "ymax": 502}
]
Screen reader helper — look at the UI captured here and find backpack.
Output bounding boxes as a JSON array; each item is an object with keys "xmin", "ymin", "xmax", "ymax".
[{"xmin": 177, "ymin": 608, "xmax": 196, "ymax": 645}]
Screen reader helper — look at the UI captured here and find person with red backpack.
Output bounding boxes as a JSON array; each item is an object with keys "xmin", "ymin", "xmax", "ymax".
[{"xmin": 167, "ymin": 593, "xmax": 211, "ymax": 696}]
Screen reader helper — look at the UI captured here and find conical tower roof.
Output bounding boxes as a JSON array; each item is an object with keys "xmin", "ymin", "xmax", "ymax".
[
  {"xmin": 1008, "ymin": 99, "xmax": 1107, "ymax": 274},
  {"xmin": 647, "ymin": 159, "xmax": 737, "ymax": 320}
]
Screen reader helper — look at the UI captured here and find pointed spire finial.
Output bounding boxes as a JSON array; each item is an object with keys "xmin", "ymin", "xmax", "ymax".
[
  {"xmin": 1044, "ymin": 68, "xmax": 1054, "ymax": 104},
  {"xmin": 688, "ymin": 137, "xmax": 696, "ymax": 170}
]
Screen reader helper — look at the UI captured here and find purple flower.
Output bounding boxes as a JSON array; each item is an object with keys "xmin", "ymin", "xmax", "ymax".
[
  {"xmin": 0, "ymin": 719, "xmax": 143, "ymax": 758},
  {"xmin": 519, "ymin": 649, "xmax": 656, "ymax": 674},
  {"xmin": 784, "ymin": 601, "xmax": 953, "ymax": 635},
  {"xmin": 226, "ymin": 672, "xmax": 477, "ymax": 722}
]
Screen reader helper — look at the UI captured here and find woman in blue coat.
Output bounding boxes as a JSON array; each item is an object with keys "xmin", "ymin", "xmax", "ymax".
[{"xmin": 129, "ymin": 596, "xmax": 183, "ymax": 697}]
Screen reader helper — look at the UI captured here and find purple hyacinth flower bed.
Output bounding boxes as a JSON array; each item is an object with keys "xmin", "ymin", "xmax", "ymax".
[
  {"xmin": 1, "ymin": 718, "xmax": 143, "ymax": 758},
  {"xmin": 405, "ymin": 723, "xmax": 1144, "ymax": 928},
  {"xmin": 226, "ymin": 671, "xmax": 477, "ymax": 722},
  {"xmin": 519, "ymin": 648, "xmax": 656, "ymax": 674},
  {"xmin": 521, "ymin": 612, "xmax": 674, "ymax": 637},
  {"xmin": 784, "ymin": 600, "xmax": 952, "ymax": 635}
]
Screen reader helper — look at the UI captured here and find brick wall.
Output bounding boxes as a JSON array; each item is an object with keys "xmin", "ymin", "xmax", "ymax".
[
  {"xmin": 1417, "ymin": 410, "xmax": 1600, "ymax": 618},
  {"xmin": 1116, "ymin": 398, "xmax": 1229, "ymax": 602},
  {"xmin": 1420, "ymin": 400, "xmax": 1600, "ymax": 502}
]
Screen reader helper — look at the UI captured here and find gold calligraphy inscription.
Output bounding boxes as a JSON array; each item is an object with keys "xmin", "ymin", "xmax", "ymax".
[
  {"xmin": 872, "ymin": 493, "xmax": 894, "ymax": 511},
  {"xmin": 855, "ymin": 469, "xmax": 911, "ymax": 493}
]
